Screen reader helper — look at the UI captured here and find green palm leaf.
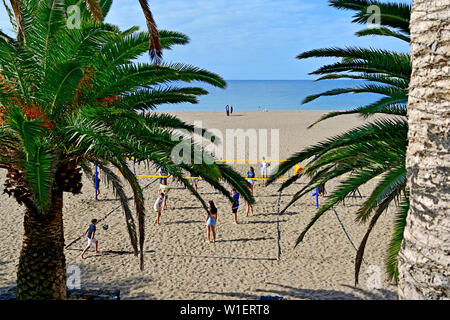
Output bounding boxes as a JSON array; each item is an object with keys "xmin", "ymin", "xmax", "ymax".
[
  {"xmin": 95, "ymin": 162, "xmax": 138, "ymax": 255},
  {"xmin": 356, "ymin": 165, "xmax": 407, "ymax": 223},
  {"xmin": 356, "ymin": 27, "xmax": 410, "ymax": 42},
  {"xmin": 23, "ymin": 140, "xmax": 54, "ymax": 212},
  {"xmin": 386, "ymin": 191, "xmax": 409, "ymax": 282},
  {"xmin": 329, "ymin": 0, "xmax": 411, "ymax": 35}
]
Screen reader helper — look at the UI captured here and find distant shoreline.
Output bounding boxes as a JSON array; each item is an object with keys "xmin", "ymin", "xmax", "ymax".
[
  {"xmin": 156, "ymin": 80, "xmax": 379, "ymax": 111},
  {"xmin": 154, "ymin": 109, "xmax": 339, "ymax": 112}
]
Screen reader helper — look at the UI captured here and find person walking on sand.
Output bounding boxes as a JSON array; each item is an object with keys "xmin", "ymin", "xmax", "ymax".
[
  {"xmin": 318, "ymin": 183, "xmax": 326, "ymax": 197},
  {"xmin": 246, "ymin": 166, "xmax": 256, "ymax": 216},
  {"xmin": 225, "ymin": 105, "xmax": 229, "ymax": 116},
  {"xmin": 230, "ymin": 105, "xmax": 233, "ymax": 114},
  {"xmin": 205, "ymin": 200, "xmax": 218, "ymax": 243},
  {"xmin": 246, "ymin": 166, "xmax": 256, "ymax": 193},
  {"xmin": 158, "ymin": 179, "xmax": 170, "ymax": 209},
  {"xmin": 261, "ymin": 157, "xmax": 270, "ymax": 179},
  {"xmin": 231, "ymin": 188, "xmax": 240, "ymax": 224},
  {"xmin": 81, "ymin": 219, "xmax": 100, "ymax": 258},
  {"xmin": 245, "ymin": 181, "xmax": 254, "ymax": 217},
  {"xmin": 154, "ymin": 193, "xmax": 164, "ymax": 225},
  {"xmin": 93, "ymin": 175, "xmax": 100, "ymax": 197},
  {"xmin": 189, "ymin": 177, "xmax": 199, "ymax": 192}
]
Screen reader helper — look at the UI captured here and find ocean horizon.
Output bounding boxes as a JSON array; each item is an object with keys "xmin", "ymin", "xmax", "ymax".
[{"xmin": 157, "ymin": 80, "xmax": 380, "ymax": 111}]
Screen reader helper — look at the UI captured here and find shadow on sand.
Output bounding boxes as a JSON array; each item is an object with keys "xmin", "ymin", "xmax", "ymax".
[
  {"xmin": 215, "ymin": 236, "xmax": 275, "ymax": 243},
  {"xmin": 163, "ymin": 220, "xmax": 203, "ymax": 225},
  {"xmin": 163, "ymin": 252, "xmax": 277, "ymax": 262},
  {"xmin": 65, "ymin": 248, "xmax": 155, "ymax": 259},
  {"xmin": 192, "ymin": 282, "xmax": 397, "ymax": 300},
  {"xmin": 245, "ymin": 220, "xmax": 287, "ymax": 225}
]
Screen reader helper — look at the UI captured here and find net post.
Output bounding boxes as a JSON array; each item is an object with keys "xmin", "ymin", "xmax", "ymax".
[
  {"xmin": 95, "ymin": 165, "xmax": 99, "ymax": 201},
  {"xmin": 314, "ymin": 155, "xmax": 319, "ymax": 209}
]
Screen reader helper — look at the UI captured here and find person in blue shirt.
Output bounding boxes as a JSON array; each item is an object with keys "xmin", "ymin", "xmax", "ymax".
[
  {"xmin": 246, "ymin": 167, "xmax": 255, "ymax": 193},
  {"xmin": 81, "ymin": 219, "xmax": 99, "ymax": 259},
  {"xmin": 231, "ymin": 188, "xmax": 240, "ymax": 224}
]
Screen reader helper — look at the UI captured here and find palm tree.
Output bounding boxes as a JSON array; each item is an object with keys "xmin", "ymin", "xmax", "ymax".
[
  {"xmin": 397, "ymin": 0, "xmax": 449, "ymax": 300},
  {"xmin": 0, "ymin": 0, "xmax": 254, "ymax": 299},
  {"xmin": 269, "ymin": 0, "xmax": 411, "ymax": 284}
]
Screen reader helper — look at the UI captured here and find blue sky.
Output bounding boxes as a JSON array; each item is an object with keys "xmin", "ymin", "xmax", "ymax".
[{"xmin": 0, "ymin": 0, "xmax": 411, "ymax": 80}]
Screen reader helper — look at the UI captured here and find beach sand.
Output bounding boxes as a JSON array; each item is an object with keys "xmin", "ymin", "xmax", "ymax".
[{"xmin": 0, "ymin": 110, "xmax": 398, "ymax": 300}]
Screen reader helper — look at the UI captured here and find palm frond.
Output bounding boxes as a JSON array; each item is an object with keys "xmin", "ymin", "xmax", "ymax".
[
  {"xmin": 277, "ymin": 0, "xmax": 413, "ymax": 285},
  {"xmin": 306, "ymin": 97, "xmax": 407, "ymax": 128},
  {"xmin": 99, "ymin": 0, "xmax": 113, "ymax": 19},
  {"xmin": 0, "ymin": 2, "xmax": 250, "ymax": 275},
  {"xmin": 6, "ymin": 107, "xmax": 46, "ymax": 158},
  {"xmin": 96, "ymin": 162, "xmax": 138, "ymax": 255},
  {"xmin": 269, "ymin": 118, "xmax": 407, "ymax": 183},
  {"xmin": 86, "ymin": 63, "xmax": 225, "ymax": 103},
  {"xmin": 8, "ymin": 0, "xmax": 24, "ymax": 41},
  {"xmin": 354, "ymin": 182, "xmax": 405, "ymax": 285},
  {"xmin": 0, "ymin": 36, "xmax": 29, "ymax": 97},
  {"xmin": 0, "ymin": 125, "xmax": 20, "ymax": 164},
  {"xmin": 23, "ymin": 139, "xmax": 54, "ymax": 212},
  {"xmin": 294, "ymin": 167, "xmax": 385, "ymax": 247},
  {"xmin": 329, "ymin": 0, "xmax": 411, "ymax": 35},
  {"xmin": 114, "ymin": 87, "xmax": 208, "ymax": 111},
  {"xmin": 302, "ymin": 84, "xmax": 407, "ymax": 105},
  {"xmin": 138, "ymin": 0, "xmax": 162, "ymax": 63},
  {"xmin": 297, "ymin": 47, "xmax": 411, "ymax": 80},
  {"xmin": 356, "ymin": 165, "xmax": 406, "ymax": 222},
  {"xmin": 356, "ymin": 27, "xmax": 410, "ymax": 42},
  {"xmin": 26, "ymin": 0, "xmax": 66, "ymax": 71},
  {"xmin": 159, "ymin": 30, "xmax": 190, "ymax": 49},
  {"xmin": 43, "ymin": 62, "xmax": 85, "ymax": 115},
  {"xmin": 5, "ymin": 108, "xmax": 54, "ymax": 210},
  {"xmin": 315, "ymin": 73, "xmax": 409, "ymax": 89},
  {"xmin": 0, "ymin": 27, "xmax": 14, "ymax": 42},
  {"xmin": 386, "ymin": 191, "xmax": 409, "ymax": 282},
  {"xmin": 83, "ymin": 0, "xmax": 103, "ymax": 22}
]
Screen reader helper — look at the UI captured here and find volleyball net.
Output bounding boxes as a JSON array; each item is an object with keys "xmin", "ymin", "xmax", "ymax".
[{"xmin": 114, "ymin": 159, "xmax": 296, "ymax": 182}]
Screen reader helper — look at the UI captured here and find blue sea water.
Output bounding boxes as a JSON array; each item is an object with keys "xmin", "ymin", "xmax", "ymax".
[{"xmin": 157, "ymin": 80, "xmax": 380, "ymax": 111}]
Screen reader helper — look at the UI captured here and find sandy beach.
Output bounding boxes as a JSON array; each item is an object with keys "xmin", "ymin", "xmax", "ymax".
[{"xmin": 0, "ymin": 110, "xmax": 398, "ymax": 300}]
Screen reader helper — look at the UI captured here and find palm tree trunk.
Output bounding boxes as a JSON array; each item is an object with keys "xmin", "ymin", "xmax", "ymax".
[
  {"xmin": 397, "ymin": 0, "xmax": 450, "ymax": 299},
  {"xmin": 16, "ymin": 189, "xmax": 67, "ymax": 300}
]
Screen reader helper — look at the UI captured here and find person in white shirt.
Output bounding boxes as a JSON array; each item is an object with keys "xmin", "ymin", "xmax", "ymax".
[
  {"xmin": 154, "ymin": 193, "xmax": 164, "ymax": 225},
  {"xmin": 261, "ymin": 157, "xmax": 270, "ymax": 179}
]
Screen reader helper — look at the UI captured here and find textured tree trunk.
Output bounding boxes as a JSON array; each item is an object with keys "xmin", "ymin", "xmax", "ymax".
[
  {"xmin": 397, "ymin": 0, "xmax": 450, "ymax": 299},
  {"xmin": 16, "ymin": 189, "xmax": 67, "ymax": 300}
]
